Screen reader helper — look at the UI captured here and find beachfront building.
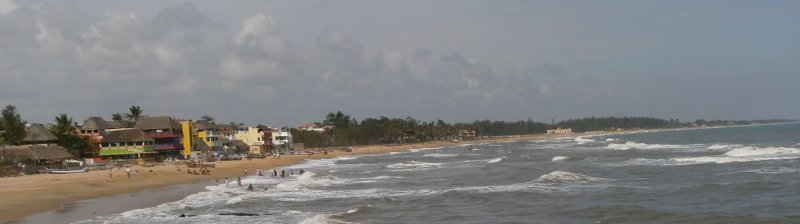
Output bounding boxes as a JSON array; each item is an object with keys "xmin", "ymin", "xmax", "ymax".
[
  {"xmin": 234, "ymin": 126, "xmax": 267, "ymax": 154},
  {"xmin": 78, "ymin": 117, "xmax": 120, "ymax": 142},
  {"xmin": 299, "ymin": 123, "xmax": 327, "ymax": 132},
  {"xmin": 458, "ymin": 129, "xmax": 477, "ymax": 140},
  {"xmin": 0, "ymin": 145, "xmax": 75, "ymax": 174},
  {"xmin": 22, "ymin": 123, "xmax": 58, "ymax": 146},
  {"xmin": 134, "ymin": 116, "xmax": 184, "ymax": 159},
  {"xmin": 546, "ymin": 128, "xmax": 573, "ymax": 134},
  {"xmin": 194, "ymin": 120, "xmax": 222, "ymax": 152},
  {"xmin": 98, "ymin": 128, "xmax": 156, "ymax": 161},
  {"xmin": 272, "ymin": 127, "xmax": 293, "ymax": 152}
]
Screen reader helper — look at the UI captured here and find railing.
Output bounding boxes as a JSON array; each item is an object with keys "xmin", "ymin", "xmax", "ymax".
[{"xmin": 146, "ymin": 131, "xmax": 181, "ymax": 138}]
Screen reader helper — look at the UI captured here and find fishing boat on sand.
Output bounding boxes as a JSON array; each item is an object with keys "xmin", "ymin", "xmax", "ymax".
[{"xmin": 45, "ymin": 167, "xmax": 89, "ymax": 174}]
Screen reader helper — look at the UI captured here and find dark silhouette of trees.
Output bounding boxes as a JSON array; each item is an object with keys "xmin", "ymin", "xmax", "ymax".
[{"xmin": 0, "ymin": 105, "xmax": 26, "ymax": 145}]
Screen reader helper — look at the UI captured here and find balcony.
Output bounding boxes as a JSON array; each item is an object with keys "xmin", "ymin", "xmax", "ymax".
[
  {"xmin": 154, "ymin": 143, "xmax": 184, "ymax": 151},
  {"xmin": 146, "ymin": 131, "xmax": 182, "ymax": 139}
]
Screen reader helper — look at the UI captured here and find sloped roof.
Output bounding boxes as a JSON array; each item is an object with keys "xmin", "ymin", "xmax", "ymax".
[
  {"xmin": 194, "ymin": 120, "xmax": 218, "ymax": 130},
  {"xmin": 191, "ymin": 137, "xmax": 211, "ymax": 151},
  {"xmin": 217, "ymin": 124, "xmax": 235, "ymax": 131},
  {"xmin": 134, "ymin": 116, "xmax": 181, "ymax": 130},
  {"xmin": 23, "ymin": 123, "xmax": 57, "ymax": 143},
  {"xmin": 102, "ymin": 128, "xmax": 153, "ymax": 143},
  {"xmin": 82, "ymin": 117, "xmax": 113, "ymax": 130},
  {"xmin": 232, "ymin": 139, "xmax": 249, "ymax": 148},
  {"xmin": 1, "ymin": 145, "xmax": 74, "ymax": 160},
  {"xmin": 107, "ymin": 120, "xmax": 125, "ymax": 129}
]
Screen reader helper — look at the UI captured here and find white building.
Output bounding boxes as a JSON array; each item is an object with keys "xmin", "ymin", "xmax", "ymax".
[{"xmin": 546, "ymin": 128, "xmax": 572, "ymax": 134}]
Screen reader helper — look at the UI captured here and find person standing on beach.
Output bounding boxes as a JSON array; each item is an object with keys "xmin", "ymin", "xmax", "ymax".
[
  {"xmin": 225, "ymin": 177, "xmax": 229, "ymax": 187},
  {"xmin": 126, "ymin": 167, "xmax": 131, "ymax": 178},
  {"xmin": 273, "ymin": 169, "xmax": 278, "ymax": 177},
  {"xmin": 237, "ymin": 177, "xmax": 243, "ymax": 188},
  {"xmin": 108, "ymin": 169, "xmax": 113, "ymax": 182},
  {"xmin": 281, "ymin": 170, "xmax": 285, "ymax": 178},
  {"xmin": 257, "ymin": 168, "xmax": 262, "ymax": 176},
  {"xmin": 244, "ymin": 168, "xmax": 248, "ymax": 176}
]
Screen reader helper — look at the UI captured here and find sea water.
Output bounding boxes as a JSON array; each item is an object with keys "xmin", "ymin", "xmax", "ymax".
[{"xmin": 73, "ymin": 123, "xmax": 800, "ymax": 223}]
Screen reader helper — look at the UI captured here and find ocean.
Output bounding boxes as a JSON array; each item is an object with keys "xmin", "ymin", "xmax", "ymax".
[{"xmin": 72, "ymin": 123, "xmax": 800, "ymax": 223}]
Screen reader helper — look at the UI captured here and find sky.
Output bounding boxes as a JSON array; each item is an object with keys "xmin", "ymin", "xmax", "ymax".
[{"xmin": 0, "ymin": 0, "xmax": 798, "ymax": 127}]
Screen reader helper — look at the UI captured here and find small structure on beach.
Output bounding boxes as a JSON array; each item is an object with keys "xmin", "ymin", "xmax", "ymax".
[
  {"xmin": 546, "ymin": 128, "xmax": 573, "ymax": 134},
  {"xmin": 0, "ymin": 145, "xmax": 76, "ymax": 174},
  {"xmin": 22, "ymin": 123, "xmax": 58, "ymax": 146}
]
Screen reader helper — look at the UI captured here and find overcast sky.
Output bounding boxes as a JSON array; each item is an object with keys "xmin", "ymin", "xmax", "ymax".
[{"xmin": 1, "ymin": 0, "xmax": 798, "ymax": 127}]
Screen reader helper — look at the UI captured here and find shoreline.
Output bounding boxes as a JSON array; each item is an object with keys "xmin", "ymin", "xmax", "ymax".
[{"xmin": 0, "ymin": 130, "xmax": 638, "ymax": 222}]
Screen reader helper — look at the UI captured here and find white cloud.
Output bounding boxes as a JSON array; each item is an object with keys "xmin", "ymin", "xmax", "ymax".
[{"xmin": 0, "ymin": 0, "xmax": 17, "ymax": 15}]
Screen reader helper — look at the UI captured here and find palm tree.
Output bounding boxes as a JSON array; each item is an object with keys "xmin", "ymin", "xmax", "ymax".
[
  {"xmin": 50, "ymin": 113, "xmax": 75, "ymax": 136},
  {"xmin": 111, "ymin": 113, "xmax": 123, "ymax": 122},
  {"xmin": 124, "ymin": 105, "xmax": 143, "ymax": 127}
]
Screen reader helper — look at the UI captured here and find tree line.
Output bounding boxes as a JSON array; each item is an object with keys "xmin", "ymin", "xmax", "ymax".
[{"xmin": 292, "ymin": 111, "xmax": 796, "ymax": 148}]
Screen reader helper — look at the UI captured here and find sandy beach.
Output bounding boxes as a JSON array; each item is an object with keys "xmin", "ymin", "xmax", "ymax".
[{"xmin": 0, "ymin": 132, "xmax": 606, "ymax": 222}]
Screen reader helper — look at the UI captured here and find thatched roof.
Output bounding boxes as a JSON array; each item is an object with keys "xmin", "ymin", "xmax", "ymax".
[
  {"xmin": 191, "ymin": 137, "xmax": 211, "ymax": 151},
  {"xmin": 108, "ymin": 120, "xmax": 125, "ymax": 129},
  {"xmin": 81, "ymin": 117, "xmax": 122, "ymax": 131},
  {"xmin": 194, "ymin": 120, "xmax": 218, "ymax": 130},
  {"xmin": 102, "ymin": 128, "xmax": 153, "ymax": 143},
  {"xmin": 134, "ymin": 116, "xmax": 181, "ymax": 131},
  {"xmin": 1, "ymin": 145, "xmax": 74, "ymax": 160},
  {"xmin": 23, "ymin": 123, "xmax": 57, "ymax": 143},
  {"xmin": 232, "ymin": 139, "xmax": 249, "ymax": 148}
]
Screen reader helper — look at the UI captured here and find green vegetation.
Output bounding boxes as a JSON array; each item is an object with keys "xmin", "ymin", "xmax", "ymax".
[
  {"xmin": 124, "ymin": 105, "xmax": 144, "ymax": 127},
  {"xmin": 49, "ymin": 113, "xmax": 96, "ymax": 157},
  {"xmin": 293, "ymin": 111, "xmax": 796, "ymax": 149},
  {"xmin": 0, "ymin": 105, "xmax": 26, "ymax": 146}
]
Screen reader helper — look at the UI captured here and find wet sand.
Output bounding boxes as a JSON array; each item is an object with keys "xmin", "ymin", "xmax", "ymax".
[{"xmin": 0, "ymin": 132, "xmax": 617, "ymax": 222}]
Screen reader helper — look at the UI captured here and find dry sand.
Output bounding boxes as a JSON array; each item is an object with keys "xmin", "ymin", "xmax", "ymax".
[{"xmin": 0, "ymin": 132, "xmax": 610, "ymax": 222}]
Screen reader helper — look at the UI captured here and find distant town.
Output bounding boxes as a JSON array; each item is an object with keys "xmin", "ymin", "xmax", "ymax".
[{"xmin": 0, "ymin": 104, "xmax": 795, "ymax": 177}]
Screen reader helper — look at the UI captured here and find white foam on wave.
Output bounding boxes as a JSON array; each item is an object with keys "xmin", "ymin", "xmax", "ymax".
[
  {"xmin": 552, "ymin": 156, "xmax": 570, "ymax": 161},
  {"xmin": 723, "ymin": 146, "xmax": 800, "ymax": 157},
  {"xmin": 487, "ymin": 157, "xmax": 504, "ymax": 163},
  {"xmin": 274, "ymin": 171, "xmax": 342, "ymax": 191},
  {"xmin": 408, "ymin": 147, "xmax": 443, "ymax": 153},
  {"xmin": 536, "ymin": 170, "xmax": 605, "ymax": 183},
  {"xmin": 423, "ymin": 153, "xmax": 459, "ymax": 158},
  {"xmin": 574, "ymin": 136, "xmax": 595, "ymax": 144},
  {"xmin": 707, "ymin": 144, "xmax": 741, "ymax": 150},
  {"xmin": 605, "ymin": 138, "xmax": 617, "ymax": 142},
  {"xmin": 299, "ymin": 213, "xmax": 350, "ymax": 224},
  {"xmin": 606, "ymin": 141, "xmax": 695, "ymax": 150},
  {"xmin": 453, "ymin": 171, "xmax": 607, "ymax": 194},
  {"xmin": 614, "ymin": 145, "xmax": 800, "ymax": 166},
  {"xmin": 386, "ymin": 161, "xmax": 443, "ymax": 171}
]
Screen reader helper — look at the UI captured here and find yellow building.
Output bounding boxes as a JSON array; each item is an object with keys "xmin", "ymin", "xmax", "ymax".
[
  {"xmin": 234, "ymin": 127, "xmax": 265, "ymax": 154},
  {"xmin": 180, "ymin": 120, "xmax": 219, "ymax": 159},
  {"xmin": 180, "ymin": 121, "xmax": 192, "ymax": 157}
]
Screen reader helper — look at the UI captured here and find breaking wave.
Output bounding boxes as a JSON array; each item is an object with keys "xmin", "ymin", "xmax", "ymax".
[
  {"xmin": 552, "ymin": 156, "xmax": 570, "ymax": 161},
  {"xmin": 536, "ymin": 171, "xmax": 604, "ymax": 183},
  {"xmin": 423, "ymin": 153, "xmax": 459, "ymax": 158},
  {"xmin": 487, "ymin": 157, "xmax": 504, "ymax": 163},
  {"xmin": 606, "ymin": 141, "xmax": 693, "ymax": 150}
]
